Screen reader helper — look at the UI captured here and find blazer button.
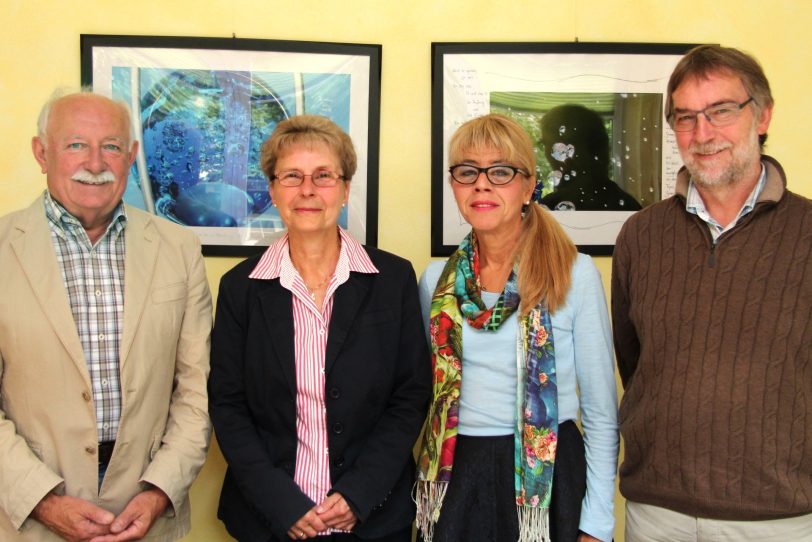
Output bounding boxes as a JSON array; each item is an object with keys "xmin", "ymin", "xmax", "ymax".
[
  {"xmin": 336, "ymin": 456, "xmax": 345, "ymax": 468},
  {"xmin": 85, "ymin": 446, "xmax": 95, "ymax": 455},
  {"xmin": 329, "ymin": 387, "xmax": 340, "ymax": 399},
  {"xmin": 82, "ymin": 391, "xmax": 91, "ymax": 402},
  {"xmin": 332, "ymin": 422, "xmax": 344, "ymax": 434}
]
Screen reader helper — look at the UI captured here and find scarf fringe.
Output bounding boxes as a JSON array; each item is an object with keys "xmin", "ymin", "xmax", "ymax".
[
  {"xmin": 517, "ymin": 505, "xmax": 550, "ymax": 542},
  {"xmin": 413, "ymin": 480, "xmax": 448, "ymax": 542}
]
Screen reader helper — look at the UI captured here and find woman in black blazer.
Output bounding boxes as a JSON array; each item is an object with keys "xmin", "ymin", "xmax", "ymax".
[{"xmin": 209, "ymin": 115, "xmax": 431, "ymax": 542}]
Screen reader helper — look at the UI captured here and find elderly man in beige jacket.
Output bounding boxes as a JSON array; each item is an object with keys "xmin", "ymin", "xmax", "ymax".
[{"xmin": 0, "ymin": 90, "xmax": 212, "ymax": 541}]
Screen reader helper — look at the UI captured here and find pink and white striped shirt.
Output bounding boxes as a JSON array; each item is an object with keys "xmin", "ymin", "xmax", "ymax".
[{"xmin": 249, "ymin": 228, "xmax": 378, "ymax": 528}]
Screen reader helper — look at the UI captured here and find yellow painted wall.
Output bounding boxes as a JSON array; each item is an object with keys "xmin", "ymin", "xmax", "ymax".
[{"xmin": 2, "ymin": 1, "xmax": 810, "ymax": 540}]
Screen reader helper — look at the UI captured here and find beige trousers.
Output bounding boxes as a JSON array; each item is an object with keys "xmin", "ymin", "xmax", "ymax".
[{"xmin": 625, "ymin": 501, "xmax": 812, "ymax": 542}]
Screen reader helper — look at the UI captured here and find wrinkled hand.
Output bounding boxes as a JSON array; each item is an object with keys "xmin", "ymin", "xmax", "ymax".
[
  {"xmin": 315, "ymin": 492, "xmax": 357, "ymax": 532},
  {"xmin": 287, "ymin": 506, "xmax": 328, "ymax": 540},
  {"xmin": 88, "ymin": 487, "xmax": 169, "ymax": 542},
  {"xmin": 577, "ymin": 532, "xmax": 603, "ymax": 542},
  {"xmin": 32, "ymin": 493, "xmax": 115, "ymax": 542}
]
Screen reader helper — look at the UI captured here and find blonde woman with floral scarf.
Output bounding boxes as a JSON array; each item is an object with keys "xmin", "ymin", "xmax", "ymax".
[{"xmin": 415, "ymin": 114, "xmax": 618, "ymax": 542}]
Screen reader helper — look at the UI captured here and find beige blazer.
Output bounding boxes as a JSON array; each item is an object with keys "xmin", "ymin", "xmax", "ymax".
[{"xmin": 0, "ymin": 196, "xmax": 212, "ymax": 541}]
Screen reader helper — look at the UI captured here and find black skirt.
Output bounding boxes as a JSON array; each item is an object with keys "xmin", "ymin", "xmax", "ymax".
[
  {"xmin": 430, "ymin": 420, "xmax": 586, "ymax": 542},
  {"xmin": 317, "ymin": 525, "xmax": 412, "ymax": 542}
]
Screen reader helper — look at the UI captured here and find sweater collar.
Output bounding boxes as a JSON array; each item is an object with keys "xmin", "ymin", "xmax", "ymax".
[{"xmin": 674, "ymin": 154, "xmax": 787, "ymax": 204}]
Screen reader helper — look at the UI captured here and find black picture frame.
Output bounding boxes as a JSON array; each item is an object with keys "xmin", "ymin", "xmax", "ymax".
[
  {"xmin": 431, "ymin": 41, "xmax": 697, "ymax": 256},
  {"xmin": 81, "ymin": 34, "xmax": 381, "ymax": 256}
]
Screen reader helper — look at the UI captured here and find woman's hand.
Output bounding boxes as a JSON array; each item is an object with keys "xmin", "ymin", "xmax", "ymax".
[
  {"xmin": 316, "ymin": 492, "xmax": 357, "ymax": 532},
  {"xmin": 577, "ymin": 532, "xmax": 603, "ymax": 542},
  {"xmin": 286, "ymin": 507, "xmax": 328, "ymax": 540}
]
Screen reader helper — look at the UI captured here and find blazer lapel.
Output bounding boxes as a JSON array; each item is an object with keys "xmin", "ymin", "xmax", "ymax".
[
  {"xmin": 10, "ymin": 198, "xmax": 89, "ymax": 383},
  {"xmin": 119, "ymin": 208, "xmax": 159, "ymax": 370},
  {"xmin": 258, "ymin": 284, "xmax": 297, "ymax": 396},
  {"xmin": 325, "ymin": 273, "xmax": 371, "ymax": 375}
]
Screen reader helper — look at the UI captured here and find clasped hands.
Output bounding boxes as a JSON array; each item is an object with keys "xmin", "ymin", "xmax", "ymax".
[
  {"xmin": 32, "ymin": 486, "xmax": 169, "ymax": 542},
  {"xmin": 287, "ymin": 492, "xmax": 357, "ymax": 540}
]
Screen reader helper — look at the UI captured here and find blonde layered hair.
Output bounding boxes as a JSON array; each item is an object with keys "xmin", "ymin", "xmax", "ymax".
[{"xmin": 449, "ymin": 114, "xmax": 576, "ymax": 314}]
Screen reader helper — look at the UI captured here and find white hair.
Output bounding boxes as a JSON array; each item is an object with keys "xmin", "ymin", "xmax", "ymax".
[{"xmin": 36, "ymin": 87, "xmax": 135, "ymax": 148}]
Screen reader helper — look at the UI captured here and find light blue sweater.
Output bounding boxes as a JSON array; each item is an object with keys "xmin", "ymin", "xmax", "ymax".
[{"xmin": 418, "ymin": 253, "xmax": 619, "ymax": 542}]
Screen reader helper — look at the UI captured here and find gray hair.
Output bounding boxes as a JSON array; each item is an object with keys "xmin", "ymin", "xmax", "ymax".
[{"xmin": 36, "ymin": 87, "xmax": 135, "ymax": 147}]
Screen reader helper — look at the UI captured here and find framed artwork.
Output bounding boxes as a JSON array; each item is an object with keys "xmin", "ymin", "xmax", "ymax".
[
  {"xmin": 431, "ymin": 42, "xmax": 697, "ymax": 256},
  {"xmin": 81, "ymin": 34, "xmax": 381, "ymax": 256}
]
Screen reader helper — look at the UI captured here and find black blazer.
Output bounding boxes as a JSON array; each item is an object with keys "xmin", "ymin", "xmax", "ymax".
[{"xmin": 209, "ymin": 245, "xmax": 431, "ymax": 541}]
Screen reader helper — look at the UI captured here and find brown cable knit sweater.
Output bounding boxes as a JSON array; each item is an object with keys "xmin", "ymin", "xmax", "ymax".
[{"xmin": 612, "ymin": 156, "xmax": 812, "ymax": 520}]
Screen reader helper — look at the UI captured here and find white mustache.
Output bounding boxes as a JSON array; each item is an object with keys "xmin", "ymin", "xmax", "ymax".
[{"xmin": 72, "ymin": 169, "xmax": 116, "ymax": 185}]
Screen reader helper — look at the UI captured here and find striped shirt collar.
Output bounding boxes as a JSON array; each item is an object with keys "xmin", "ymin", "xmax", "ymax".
[
  {"xmin": 249, "ymin": 227, "xmax": 378, "ymax": 281},
  {"xmin": 685, "ymin": 163, "xmax": 767, "ymax": 240},
  {"xmin": 43, "ymin": 190, "xmax": 127, "ymax": 245}
]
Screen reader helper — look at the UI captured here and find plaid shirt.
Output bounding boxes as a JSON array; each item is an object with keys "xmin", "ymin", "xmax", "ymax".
[
  {"xmin": 44, "ymin": 191, "xmax": 125, "ymax": 443},
  {"xmin": 686, "ymin": 163, "xmax": 767, "ymax": 242}
]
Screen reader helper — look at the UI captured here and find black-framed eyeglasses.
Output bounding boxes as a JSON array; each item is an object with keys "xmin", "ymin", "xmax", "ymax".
[
  {"xmin": 667, "ymin": 97, "xmax": 754, "ymax": 132},
  {"xmin": 271, "ymin": 170, "xmax": 345, "ymax": 187},
  {"xmin": 449, "ymin": 164, "xmax": 529, "ymax": 185}
]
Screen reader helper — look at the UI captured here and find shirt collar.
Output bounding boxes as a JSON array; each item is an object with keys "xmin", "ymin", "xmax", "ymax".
[
  {"xmin": 44, "ymin": 190, "xmax": 127, "ymax": 241},
  {"xmin": 248, "ymin": 227, "xmax": 378, "ymax": 281},
  {"xmin": 685, "ymin": 162, "xmax": 767, "ymax": 229}
]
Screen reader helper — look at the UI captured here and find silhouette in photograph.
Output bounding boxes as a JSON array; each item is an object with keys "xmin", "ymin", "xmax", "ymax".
[{"xmin": 539, "ymin": 104, "xmax": 642, "ymax": 211}]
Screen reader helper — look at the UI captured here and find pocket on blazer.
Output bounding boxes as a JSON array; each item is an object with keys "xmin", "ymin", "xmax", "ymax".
[
  {"xmin": 152, "ymin": 282, "xmax": 187, "ymax": 304},
  {"xmin": 148, "ymin": 434, "xmax": 162, "ymax": 461},
  {"xmin": 28, "ymin": 442, "xmax": 43, "ymax": 461}
]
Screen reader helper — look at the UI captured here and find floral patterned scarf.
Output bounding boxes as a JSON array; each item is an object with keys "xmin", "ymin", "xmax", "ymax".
[{"xmin": 415, "ymin": 232, "xmax": 558, "ymax": 542}]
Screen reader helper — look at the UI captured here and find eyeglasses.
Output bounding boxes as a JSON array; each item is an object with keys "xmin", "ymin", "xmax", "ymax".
[
  {"xmin": 449, "ymin": 164, "xmax": 529, "ymax": 185},
  {"xmin": 667, "ymin": 97, "xmax": 754, "ymax": 132},
  {"xmin": 271, "ymin": 170, "xmax": 345, "ymax": 187}
]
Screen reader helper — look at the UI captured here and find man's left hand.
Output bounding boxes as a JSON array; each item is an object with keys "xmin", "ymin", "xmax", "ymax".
[
  {"xmin": 315, "ymin": 492, "xmax": 357, "ymax": 532},
  {"xmin": 87, "ymin": 487, "xmax": 169, "ymax": 542}
]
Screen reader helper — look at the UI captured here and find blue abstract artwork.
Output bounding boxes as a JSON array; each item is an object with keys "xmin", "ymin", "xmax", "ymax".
[{"xmin": 112, "ymin": 67, "xmax": 351, "ymax": 230}]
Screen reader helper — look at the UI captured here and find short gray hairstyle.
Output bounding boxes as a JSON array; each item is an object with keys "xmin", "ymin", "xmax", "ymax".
[
  {"xmin": 36, "ymin": 87, "xmax": 135, "ymax": 147},
  {"xmin": 260, "ymin": 115, "xmax": 357, "ymax": 182}
]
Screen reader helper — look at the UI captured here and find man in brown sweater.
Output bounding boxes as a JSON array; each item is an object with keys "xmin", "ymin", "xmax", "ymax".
[{"xmin": 612, "ymin": 45, "xmax": 812, "ymax": 541}]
